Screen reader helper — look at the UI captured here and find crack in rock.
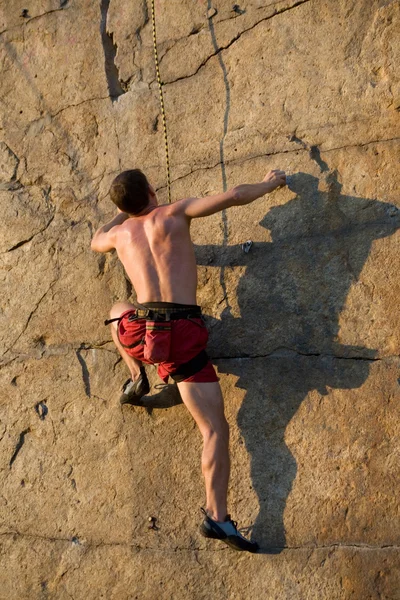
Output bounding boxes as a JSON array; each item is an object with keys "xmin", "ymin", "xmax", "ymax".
[
  {"xmin": 2, "ymin": 279, "xmax": 58, "ymax": 357},
  {"xmin": 1, "ymin": 530, "xmax": 399, "ymax": 552},
  {"xmin": 51, "ymin": 96, "xmax": 110, "ymax": 119},
  {"xmin": 0, "ymin": 343, "xmax": 115, "ymax": 370},
  {"xmin": 1, "ymin": 344, "xmax": 398, "ymax": 371},
  {"xmin": 164, "ymin": 0, "xmax": 312, "ymax": 85},
  {"xmin": 212, "ymin": 349, "xmax": 396, "ymax": 362},
  {"xmin": 159, "ymin": 137, "xmax": 400, "ymax": 190},
  {"xmin": 5, "ymin": 214, "xmax": 55, "ymax": 253},
  {"xmin": 0, "ymin": 142, "xmax": 20, "ymax": 183},
  {"xmin": 21, "ymin": 6, "xmax": 70, "ymax": 24}
]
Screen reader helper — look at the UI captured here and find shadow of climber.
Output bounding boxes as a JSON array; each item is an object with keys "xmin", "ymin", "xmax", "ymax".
[{"xmin": 195, "ymin": 170, "xmax": 400, "ymax": 551}]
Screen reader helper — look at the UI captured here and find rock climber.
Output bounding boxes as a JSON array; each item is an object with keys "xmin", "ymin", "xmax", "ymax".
[{"xmin": 90, "ymin": 168, "xmax": 286, "ymax": 552}]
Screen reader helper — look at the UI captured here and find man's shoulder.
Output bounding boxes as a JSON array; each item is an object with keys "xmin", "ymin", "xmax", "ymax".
[{"xmin": 154, "ymin": 199, "xmax": 190, "ymax": 220}]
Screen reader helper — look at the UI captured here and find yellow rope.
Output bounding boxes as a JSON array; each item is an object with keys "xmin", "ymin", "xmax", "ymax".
[{"xmin": 151, "ymin": 0, "xmax": 172, "ymax": 203}]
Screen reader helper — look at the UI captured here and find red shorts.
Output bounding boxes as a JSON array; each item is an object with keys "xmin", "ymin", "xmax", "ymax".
[{"xmin": 117, "ymin": 310, "xmax": 218, "ymax": 384}]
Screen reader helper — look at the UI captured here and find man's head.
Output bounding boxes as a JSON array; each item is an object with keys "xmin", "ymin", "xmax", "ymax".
[{"xmin": 110, "ymin": 169, "xmax": 153, "ymax": 215}]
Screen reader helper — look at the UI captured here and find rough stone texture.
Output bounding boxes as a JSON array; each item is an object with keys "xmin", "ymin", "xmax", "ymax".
[{"xmin": 1, "ymin": 0, "xmax": 399, "ymax": 598}]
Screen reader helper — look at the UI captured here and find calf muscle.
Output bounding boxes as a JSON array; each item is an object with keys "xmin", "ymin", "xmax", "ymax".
[{"xmin": 177, "ymin": 381, "xmax": 230, "ymax": 521}]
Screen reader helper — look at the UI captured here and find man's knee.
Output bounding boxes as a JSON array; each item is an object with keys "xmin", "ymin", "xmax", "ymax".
[
  {"xmin": 203, "ymin": 417, "xmax": 230, "ymax": 444},
  {"xmin": 109, "ymin": 301, "xmax": 135, "ymax": 321}
]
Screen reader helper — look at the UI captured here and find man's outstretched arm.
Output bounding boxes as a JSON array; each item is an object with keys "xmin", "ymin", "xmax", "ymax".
[
  {"xmin": 177, "ymin": 170, "xmax": 286, "ymax": 219},
  {"xmin": 91, "ymin": 211, "xmax": 129, "ymax": 252}
]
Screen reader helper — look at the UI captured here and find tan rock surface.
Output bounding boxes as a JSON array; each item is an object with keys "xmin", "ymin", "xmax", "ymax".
[{"xmin": 1, "ymin": 0, "xmax": 399, "ymax": 598}]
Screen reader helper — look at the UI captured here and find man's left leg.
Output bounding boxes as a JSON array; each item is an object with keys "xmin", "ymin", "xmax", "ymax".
[
  {"xmin": 177, "ymin": 381, "xmax": 230, "ymax": 521},
  {"xmin": 177, "ymin": 380, "xmax": 258, "ymax": 552}
]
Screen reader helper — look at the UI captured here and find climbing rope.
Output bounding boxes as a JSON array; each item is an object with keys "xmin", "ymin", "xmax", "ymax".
[{"xmin": 151, "ymin": 0, "xmax": 172, "ymax": 203}]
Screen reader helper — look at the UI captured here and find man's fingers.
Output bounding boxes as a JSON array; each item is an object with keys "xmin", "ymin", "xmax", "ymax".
[{"xmin": 264, "ymin": 169, "xmax": 287, "ymax": 187}]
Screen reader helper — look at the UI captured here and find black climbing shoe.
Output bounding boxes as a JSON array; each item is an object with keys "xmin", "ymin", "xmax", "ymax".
[
  {"xmin": 199, "ymin": 508, "xmax": 259, "ymax": 553},
  {"xmin": 119, "ymin": 367, "xmax": 150, "ymax": 405}
]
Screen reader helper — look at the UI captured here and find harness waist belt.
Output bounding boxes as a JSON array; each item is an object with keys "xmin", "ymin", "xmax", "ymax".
[
  {"xmin": 104, "ymin": 302, "xmax": 202, "ymax": 325},
  {"xmin": 133, "ymin": 301, "xmax": 202, "ymax": 321}
]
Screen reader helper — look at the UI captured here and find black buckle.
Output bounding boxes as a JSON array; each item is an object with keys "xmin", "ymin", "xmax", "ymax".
[
  {"xmin": 153, "ymin": 311, "xmax": 171, "ymax": 322},
  {"xmin": 128, "ymin": 312, "xmax": 140, "ymax": 322}
]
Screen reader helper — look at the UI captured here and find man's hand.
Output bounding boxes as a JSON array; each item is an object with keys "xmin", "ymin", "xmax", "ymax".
[
  {"xmin": 263, "ymin": 170, "xmax": 287, "ymax": 192},
  {"xmin": 230, "ymin": 169, "xmax": 287, "ymax": 207}
]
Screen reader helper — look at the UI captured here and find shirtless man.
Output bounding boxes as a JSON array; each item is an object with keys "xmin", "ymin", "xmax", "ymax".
[{"xmin": 91, "ymin": 168, "xmax": 286, "ymax": 552}]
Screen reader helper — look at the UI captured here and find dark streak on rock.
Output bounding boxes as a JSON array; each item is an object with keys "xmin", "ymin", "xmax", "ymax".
[
  {"xmin": 232, "ymin": 5, "xmax": 246, "ymax": 16},
  {"xmin": 136, "ymin": 0, "xmax": 149, "ymax": 43},
  {"xmin": 288, "ymin": 135, "xmax": 329, "ymax": 173},
  {"xmin": 309, "ymin": 145, "xmax": 329, "ymax": 173},
  {"xmin": 207, "ymin": 1, "xmax": 231, "ymax": 312},
  {"xmin": 125, "ymin": 276, "xmax": 133, "ymax": 298},
  {"xmin": 9, "ymin": 428, "xmax": 30, "ymax": 468},
  {"xmin": 100, "ymin": 0, "xmax": 125, "ymax": 101},
  {"xmin": 76, "ymin": 345, "xmax": 91, "ymax": 398}
]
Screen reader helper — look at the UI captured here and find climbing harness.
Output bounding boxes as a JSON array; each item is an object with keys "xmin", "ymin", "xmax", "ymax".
[
  {"xmin": 104, "ymin": 302, "xmax": 209, "ymax": 381},
  {"xmin": 151, "ymin": 0, "xmax": 172, "ymax": 204}
]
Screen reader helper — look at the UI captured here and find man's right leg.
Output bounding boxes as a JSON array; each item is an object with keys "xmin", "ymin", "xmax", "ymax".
[
  {"xmin": 109, "ymin": 302, "xmax": 150, "ymax": 403},
  {"xmin": 109, "ymin": 301, "xmax": 142, "ymax": 380}
]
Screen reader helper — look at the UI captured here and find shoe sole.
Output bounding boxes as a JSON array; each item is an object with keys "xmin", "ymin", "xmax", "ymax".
[{"xmin": 200, "ymin": 524, "xmax": 259, "ymax": 553}]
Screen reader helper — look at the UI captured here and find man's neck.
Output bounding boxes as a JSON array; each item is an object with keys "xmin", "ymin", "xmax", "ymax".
[{"xmin": 130, "ymin": 203, "xmax": 158, "ymax": 218}]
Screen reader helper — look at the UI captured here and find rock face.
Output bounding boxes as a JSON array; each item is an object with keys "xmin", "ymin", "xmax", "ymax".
[{"xmin": 1, "ymin": 0, "xmax": 399, "ymax": 598}]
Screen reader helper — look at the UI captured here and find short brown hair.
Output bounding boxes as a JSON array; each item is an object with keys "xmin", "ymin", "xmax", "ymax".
[{"xmin": 109, "ymin": 169, "xmax": 150, "ymax": 215}]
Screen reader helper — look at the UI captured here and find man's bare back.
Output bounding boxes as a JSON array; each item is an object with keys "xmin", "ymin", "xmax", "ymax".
[{"xmin": 115, "ymin": 204, "xmax": 197, "ymax": 305}]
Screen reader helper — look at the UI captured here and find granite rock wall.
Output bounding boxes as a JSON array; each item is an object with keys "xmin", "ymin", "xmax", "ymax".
[{"xmin": 1, "ymin": 0, "xmax": 399, "ymax": 598}]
